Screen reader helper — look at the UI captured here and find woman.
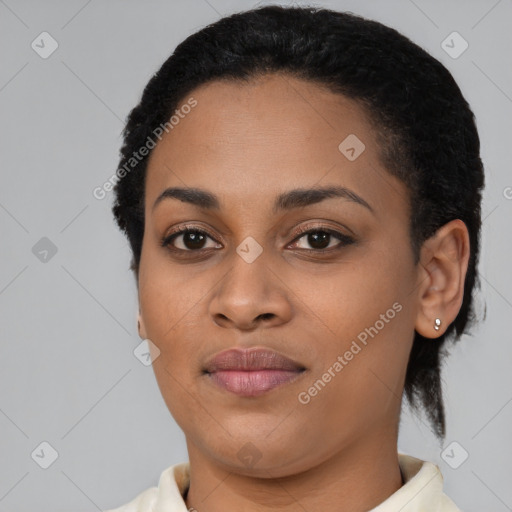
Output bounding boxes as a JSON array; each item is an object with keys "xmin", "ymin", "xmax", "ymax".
[{"xmin": 107, "ymin": 5, "xmax": 484, "ymax": 511}]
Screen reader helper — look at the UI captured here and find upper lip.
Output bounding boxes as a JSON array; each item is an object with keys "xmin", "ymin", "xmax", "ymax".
[{"xmin": 203, "ymin": 347, "xmax": 306, "ymax": 373}]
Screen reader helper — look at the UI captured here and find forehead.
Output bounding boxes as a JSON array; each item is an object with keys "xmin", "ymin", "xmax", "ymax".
[{"xmin": 144, "ymin": 73, "xmax": 407, "ymax": 216}]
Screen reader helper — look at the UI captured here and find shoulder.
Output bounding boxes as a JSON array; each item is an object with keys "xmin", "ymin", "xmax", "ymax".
[
  {"xmin": 102, "ymin": 462, "xmax": 189, "ymax": 512},
  {"xmin": 102, "ymin": 485, "xmax": 158, "ymax": 512},
  {"xmin": 439, "ymin": 491, "xmax": 463, "ymax": 511},
  {"xmin": 393, "ymin": 453, "xmax": 463, "ymax": 511}
]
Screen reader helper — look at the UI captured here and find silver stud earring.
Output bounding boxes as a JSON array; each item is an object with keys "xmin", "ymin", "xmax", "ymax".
[{"xmin": 434, "ymin": 318, "xmax": 441, "ymax": 331}]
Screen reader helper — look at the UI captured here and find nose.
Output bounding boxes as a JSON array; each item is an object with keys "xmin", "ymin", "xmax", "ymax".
[{"xmin": 209, "ymin": 254, "xmax": 293, "ymax": 330}]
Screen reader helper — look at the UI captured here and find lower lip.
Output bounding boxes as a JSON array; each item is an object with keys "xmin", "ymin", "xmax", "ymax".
[{"xmin": 207, "ymin": 369, "xmax": 304, "ymax": 397}]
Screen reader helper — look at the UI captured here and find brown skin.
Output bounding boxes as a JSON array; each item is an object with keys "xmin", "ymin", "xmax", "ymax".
[{"xmin": 136, "ymin": 73, "xmax": 470, "ymax": 511}]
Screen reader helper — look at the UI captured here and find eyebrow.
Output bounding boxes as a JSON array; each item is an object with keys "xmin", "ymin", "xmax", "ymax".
[{"xmin": 152, "ymin": 185, "xmax": 374, "ymax": 214}]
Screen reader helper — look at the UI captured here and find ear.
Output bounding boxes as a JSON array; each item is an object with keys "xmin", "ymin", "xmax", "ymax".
[
  {"xmin": 414, "ymin": 219, "xmax": 470, "ymax": 339},
  {"xmin": 137, "ymin": 309, "xmax": 148, "ymax": 340}
]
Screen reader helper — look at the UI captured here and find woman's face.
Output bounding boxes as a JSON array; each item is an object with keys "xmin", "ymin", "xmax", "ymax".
[{"xmin": 138, "ymin": 73, "xmax": 420, "ymax": 476}]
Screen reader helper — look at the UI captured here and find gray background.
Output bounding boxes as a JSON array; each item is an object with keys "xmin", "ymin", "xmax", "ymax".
[{"xmin": 0, "ymin": 0, "xmax": 510, "ymax": 510}]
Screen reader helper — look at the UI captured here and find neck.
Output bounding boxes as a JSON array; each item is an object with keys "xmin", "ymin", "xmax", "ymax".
[{"xmin": 184, "ymin": 427, "xmax": 403, "ymax": 512}]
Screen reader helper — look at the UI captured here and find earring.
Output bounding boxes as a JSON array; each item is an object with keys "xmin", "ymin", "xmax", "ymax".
[{"xmin": 434, "ymin": 318, "xmax": 441, "ymax": 331}]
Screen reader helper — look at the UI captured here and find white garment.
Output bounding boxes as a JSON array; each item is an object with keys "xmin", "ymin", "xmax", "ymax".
[{"xmin": 103, "ymin": 452, "xmax": 461, "ymax": 512}]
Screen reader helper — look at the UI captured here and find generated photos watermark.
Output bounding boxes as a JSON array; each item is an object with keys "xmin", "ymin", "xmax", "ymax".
[
  {"xmin": 93, "ymin": 96, "xmax": 198, "ymax": 200},
  {"xmin": 298, "ymin": 301, "xmax": 403, "ymax": 404}
]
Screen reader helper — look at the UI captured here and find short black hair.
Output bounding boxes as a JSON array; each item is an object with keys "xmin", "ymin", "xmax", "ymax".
[{"xmin": 112, "ymin": 5, "xmax": 485, "ymax": 439}]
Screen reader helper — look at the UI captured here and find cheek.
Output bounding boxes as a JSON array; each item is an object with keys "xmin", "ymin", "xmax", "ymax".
[
  {"xmin": 296, "ymin": 304, "xmax": 412, "ymax": 443},
  {"xmin": 292, "ymin": 245, "xmax": 414, "ymax": 405},
  {"xmin": 290, "ymin": 248, "xmax": 408, "ymax": 339},
  {"xmin": 138, "ymin": 257, "xmax": 209, "ymax": 426},
  {"xmin": 138, "ymin": 252, "xmax": 207, "ymax": 363},
  {"xmin": 139, "ymin": 237, "xmax": 192, "ymax": 317}
]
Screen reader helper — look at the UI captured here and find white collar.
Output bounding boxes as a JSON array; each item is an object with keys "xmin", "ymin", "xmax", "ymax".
[{"xmin": 117, "ymin": 453, "xmax": 460, "ymax": 512}]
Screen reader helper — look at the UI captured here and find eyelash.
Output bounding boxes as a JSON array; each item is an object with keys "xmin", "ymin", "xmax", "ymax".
[
  {"xmin": 160, "ymin": 223, "xmax": 355, "ymax": 254},
  {"xmin": 291, "ymin": 225, "xmax": 355, "ymax": 251}
]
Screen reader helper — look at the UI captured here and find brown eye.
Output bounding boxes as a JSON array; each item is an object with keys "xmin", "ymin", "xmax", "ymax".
[
  {"xmin": 290, "ymin": 228, "xmax": 355, "ymax": 251},
  {"xmin": 162, "ymin": 229, "xmax": 221, "ymax": 251},
  {"xmin": 304, "ymin": 231, "xmax": 330, "ymax": 249}
]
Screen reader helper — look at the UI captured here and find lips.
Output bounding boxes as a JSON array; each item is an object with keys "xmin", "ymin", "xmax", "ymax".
[
  {"xmin": 203, "ymin": 347, "xmax": 306, "ymax": 397},
  {"xmin": 203, "ymin": 347, "xmax": 305, "ymax": 373}
]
